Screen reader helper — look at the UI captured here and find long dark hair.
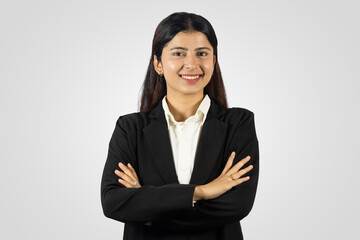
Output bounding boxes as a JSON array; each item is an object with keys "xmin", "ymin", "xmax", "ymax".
[{"xmin": 139, "ymin": 12, "xmax": 228, "ymax": 112}]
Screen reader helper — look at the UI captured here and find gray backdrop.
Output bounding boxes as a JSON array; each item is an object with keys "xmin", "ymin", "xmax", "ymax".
[{"xmin": 1, "ymin": 0, "xmax": 359, "ymax": 239}]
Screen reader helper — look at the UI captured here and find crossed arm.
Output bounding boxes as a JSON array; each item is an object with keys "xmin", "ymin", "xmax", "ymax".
[
  {"xmin": 101, "ymin": 112, "xmax": 259, "ymax": 232},
  {"xmin": 115, "ymin": 152, "xmax": 253, "ymax": 202}
]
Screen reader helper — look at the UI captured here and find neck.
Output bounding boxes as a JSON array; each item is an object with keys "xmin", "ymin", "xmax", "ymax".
[{"xmin": 165, "ymin": 92, "xmax": 205, "ymax": 122}]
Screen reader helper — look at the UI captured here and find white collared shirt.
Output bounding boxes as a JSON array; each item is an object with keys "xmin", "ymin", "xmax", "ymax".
[{"xmin": 162, "ymin": 94, "xmax": 211, "ymax": 184}]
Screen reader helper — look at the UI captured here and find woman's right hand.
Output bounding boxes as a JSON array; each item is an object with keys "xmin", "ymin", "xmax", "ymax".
[{"xmin": 193, "ymin": 152, "xmax": 253, "ymax": 201}]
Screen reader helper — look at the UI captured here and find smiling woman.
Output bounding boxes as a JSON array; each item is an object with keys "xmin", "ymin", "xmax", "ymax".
[
  {"xmin": 154, "ymin": 31, "xmax": 216, "ymax": 97},
  {"xmin": 101, "ymin": 12, "xmax": 259, "ymax": 240}
]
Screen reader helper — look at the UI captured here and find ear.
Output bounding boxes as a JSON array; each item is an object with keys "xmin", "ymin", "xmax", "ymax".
[
  {"xmin": 153, "ymin": 55, "xmax": 163, "ymax": 75},
  {"xmin": 213, "ymin": 55, "xmax": 216, "ymax": 66}
]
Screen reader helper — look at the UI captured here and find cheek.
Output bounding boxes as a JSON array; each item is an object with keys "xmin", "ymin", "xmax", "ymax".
[
  {"xmin": 162, "ymin": 59, "xmax": 182, "ymax": 74},
  {"xmin": 203, "ymin": 61, "xmax": 214, "ymax": 73}
]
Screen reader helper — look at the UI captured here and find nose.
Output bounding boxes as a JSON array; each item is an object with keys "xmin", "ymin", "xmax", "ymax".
[{"xmin": 184, "ymin": 54, "xmax": 199, "ymax": 69}]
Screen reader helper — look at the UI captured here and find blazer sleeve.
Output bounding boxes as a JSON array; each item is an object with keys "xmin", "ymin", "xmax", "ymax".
[
  {"xmin": 101, "ymin": 116, "xmax": 197, "ymax": 224},
  {"xmin": 150, "ymin": 110, "xmax": 259, "ymax": 232}
]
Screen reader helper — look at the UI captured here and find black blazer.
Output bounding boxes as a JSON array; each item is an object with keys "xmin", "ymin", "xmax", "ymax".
[{"xmin": 101, "ymin": 96, "xmax": 259, "ymax": 240}]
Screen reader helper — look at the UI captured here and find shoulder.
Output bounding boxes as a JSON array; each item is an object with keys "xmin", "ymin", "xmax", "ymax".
[
  {"xmin": 226, "ymin": 107, "xmax": 254, "ymax": 119},
  {"xmin": 220, "ymin": 107, "xmax": 255, "ymax": 129},
  {"xmin": 114, "ymin": 111, "xmax": 152, "ymax": 132}
]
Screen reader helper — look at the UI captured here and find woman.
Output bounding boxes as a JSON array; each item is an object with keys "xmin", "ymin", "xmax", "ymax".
[{"xmin": 101, "ymin": 12, "xmax": 259, "ymax": 240}]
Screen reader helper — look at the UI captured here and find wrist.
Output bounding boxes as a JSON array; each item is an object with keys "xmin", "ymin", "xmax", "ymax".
[{"xmin": 193, "ymin": 185, "xmax": 204, "ymax": 201}]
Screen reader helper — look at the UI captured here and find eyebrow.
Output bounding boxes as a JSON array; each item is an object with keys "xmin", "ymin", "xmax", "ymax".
[{"xmin": 169, "ymin": 47, "xmax": 211, "ymax": 51}]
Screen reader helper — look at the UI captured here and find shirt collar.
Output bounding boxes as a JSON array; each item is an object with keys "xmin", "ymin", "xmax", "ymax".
[{"xmin": 162, "ymin": 94, "xmax": 211, "ymax": 127}]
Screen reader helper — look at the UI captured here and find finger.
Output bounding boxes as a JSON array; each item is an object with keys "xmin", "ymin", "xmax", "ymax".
[
  {"xmin": 118, "ymin": 162, "xmax": 136, "ymax": 182},
  {"xmin": 227, "ymin": 156, "xmax": 251, "ymax": 176},
  {"xmin": 118, "ymin": 178, "xmax": 134, "ymax": 188},
  {"xmin": 231, "ymin": 176, "xmax": 251, "ymax": 187},
  {"xmin": 115, "ymin": 169, "xmax": 135, "ymax": 184},
  {"xmin": 122, "ymin": 178, "xmax": 141, "ymax": 188},
  {"xmin": 119, "ymin": 162, "xmax": 138, "ymax": 182},
  {"xmin": 127, "ymin": 164, "xmax": 141, "ymax": 187},
  {"xmin": 127, "ymin": 163, "xmax": 140, "ymax": 182},
  {"xmin": 231, "ymin": 165, "xmax": 253, "ymax": 179},
  {"xmin": 221, "ymin": 151, "xmax": 235, "ymax": 175}
]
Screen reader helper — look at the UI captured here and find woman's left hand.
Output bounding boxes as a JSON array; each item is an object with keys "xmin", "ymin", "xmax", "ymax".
[{"xmin": 114, "ymin": 162, "xmax": 142, "ymax": 188}]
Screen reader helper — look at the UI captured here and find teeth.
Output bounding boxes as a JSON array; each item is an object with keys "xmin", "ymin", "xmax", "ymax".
[{"xmin": 181, "ymin": 75, "xmax": 200, "ymax": 80}]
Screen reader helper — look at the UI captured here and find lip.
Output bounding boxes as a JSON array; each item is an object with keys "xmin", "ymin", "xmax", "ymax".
[
  {"xmin": 179, "ymin": 74, "xmax": 202, "ymax": 83},
  {"xmin": 180, "ymin": 74, "xmax": 202, "ymax": 76}
]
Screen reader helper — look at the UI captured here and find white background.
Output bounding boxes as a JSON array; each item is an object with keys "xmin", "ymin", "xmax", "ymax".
[{"xmin": 1, "ymin": 0, "xmax": 359, "ymax": 239}]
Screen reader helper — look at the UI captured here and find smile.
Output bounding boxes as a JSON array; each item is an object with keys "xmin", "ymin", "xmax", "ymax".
[
  {"xmin": 179, "ymin": 74, "xmax": 202, "ymax": 83},
  {"xmin": 180, "ymin": 75, "xmax": 201, "ymax": 79}
]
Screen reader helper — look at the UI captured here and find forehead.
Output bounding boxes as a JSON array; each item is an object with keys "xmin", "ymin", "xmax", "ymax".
[{"xmin": 164, "ymin": 31, "xmax": 213, "ymax": 50}]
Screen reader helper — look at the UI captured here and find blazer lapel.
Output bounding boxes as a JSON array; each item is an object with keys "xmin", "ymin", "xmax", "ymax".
[
  {"xmin": 143, "ymin": 96, "xmax": 228, "ymax": 185},
  {"xmin": 189, "ymin": 99, "xmax": 228, "ymax": 185},
  {"xmin": 143, "ymin": 102, "xmax": 179, "ymax": 184}
]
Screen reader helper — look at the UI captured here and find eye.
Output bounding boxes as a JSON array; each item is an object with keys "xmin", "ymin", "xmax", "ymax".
[
  {"xmin": 173, "ymin": 52, "xmax": 185, "ymax": 56},
  {"xmin": 197, "ymin": 51, "xmax": 208, "ymax": 56}
]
